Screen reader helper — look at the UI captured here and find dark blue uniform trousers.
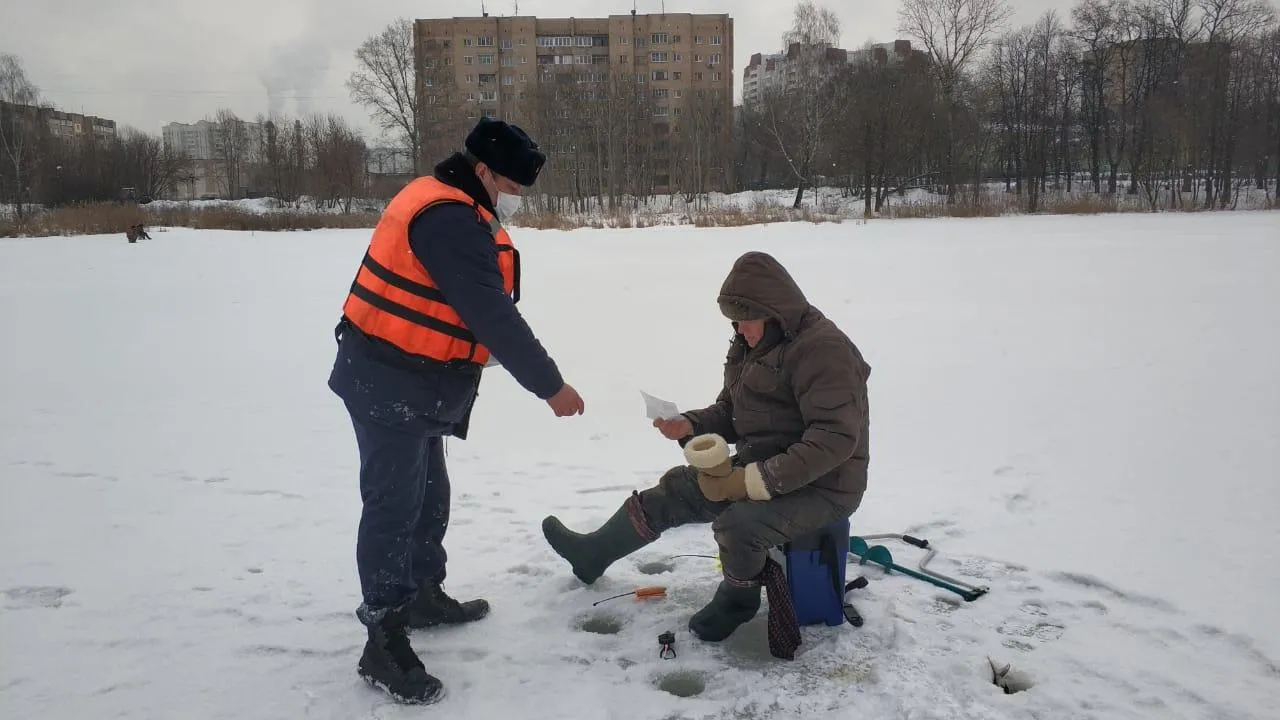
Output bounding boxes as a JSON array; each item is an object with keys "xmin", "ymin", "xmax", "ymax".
[{"xmin": 349, "ymin": 413, "xmax": 450, "ymax": 625}]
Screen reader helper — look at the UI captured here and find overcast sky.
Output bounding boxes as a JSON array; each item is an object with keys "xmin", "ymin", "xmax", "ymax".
[{"xmin": 1, "ymin": 0, "xmax": 1065, "ymax": 145}]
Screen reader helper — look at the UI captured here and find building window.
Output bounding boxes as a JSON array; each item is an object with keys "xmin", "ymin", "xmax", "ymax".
[
  {"xmin": 463, "ymin": 38, "xmax": 473, "ymax": 47},
  {"xmin": 479, "ymin": 73, "xmax": 497, "ymax": 83},
  {"xmin": 673, "ymin": 53, "xmax": 682, "ymax": 62},
  {"xmin": 503, "ymin": 75, "xmax": 514, "ymax": 85},
  {"xmin": 502, "ymin": 56, "xmax": 514, "ymax": 66},
  {"xmin": 465, "ymin": 75, "xmax": 475, "ymax": 83},
  {"xmin": 575, "ymin": 36, "xmax": 593, "ymax": 47},
  {"xmin": 520, "ymin": 74, "xmax": 527, "ymax": 83},
  {"xmin": 695, "ymin": 36, "xmax": 704, "ymax": 44},
  {"xmin": 712, "ymin": 72, "xmax": 722, "ymax": 81},
  {"xmin": 710, "ymin": 36, "xmax": 722, "ymax": 45},
  {"xmin": 619, "ymin": 55, "xmax": 628, "ymax": 63},
  {"xmin": 575, "ymin": 55, "xmax": 592, "ymax": 65},
  {"xmin": 483, "ymin": 109, "xmax": 497, "ymax": 118},
  {"xmin": 651, "ymin": 70, "xmax": 668, "ymax": 81},
  {"xmin": 479, "ymin": 54, "xmax": 494, "ymax": 64},
  {"xmin": 477, "ymin": 36, "xmax": 494, "ymax": 47},
  {"xmin": 521, "ymin": 56, "xmax": 528, "ymax": 64},
  {"xmin": 673, "ymin": 72, "xmax": 682, "ymax": 80},
  {"xmin": 480, "ymin": 90, "xmax": 497, "ymax": 101},
  {"xmin": 651, "ymin": 33, "xmax": 668, "ymax": 44},
  {"xmin": 651, "ymin": 52, "xmax": 668, "ymax": 63},
  {"xmin": 464, "ymin": 56, "xmax": 473, "ymax": 65},
  {"xmin": 674, "ymin": 89, "xmax": 682, "ymax": 98},
  {"xmin": 710, "ymin": 53, "xmax": 722, "ymax": 64},
  {"xmin": 501, "ymin": 39, "xmax": 513, "ymax": 50}
]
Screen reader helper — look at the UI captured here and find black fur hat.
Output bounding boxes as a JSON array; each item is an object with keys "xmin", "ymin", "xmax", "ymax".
[{"xmin": 464, "ymin": 118, "xmax": 546, "ymax": 186}]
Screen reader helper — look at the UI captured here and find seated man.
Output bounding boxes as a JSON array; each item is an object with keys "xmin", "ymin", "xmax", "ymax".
[{"xmin": 542, "ymin": 250, "xmax": 871, "ymax": 642}]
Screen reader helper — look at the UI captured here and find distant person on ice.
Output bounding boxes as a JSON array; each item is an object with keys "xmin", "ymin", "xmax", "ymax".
[
  {"xmin": 328, "ymin": 118, "xmax": 585, "ymax": 704},
  {"xmin": 544, "ymin": 251, "xmax": 870, "ymax": 644}
]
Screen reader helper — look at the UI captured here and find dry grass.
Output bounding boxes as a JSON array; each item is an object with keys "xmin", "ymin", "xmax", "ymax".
[
  {"xmin": 688, "ymin": 202, "xmax": 843, "ymax": 227},
  {"xmin": 5, "ymin": 188, "xmax": 1272, "ymax": 238},
  {"xmin": 512, "ymin": 198, "xmax": 843, "ymax": 230},
  {"xmin": 0, "ymin": 202, "xmax": 379, "ymax": 237},
  {"xmin": 876, "ymin": 187, "xmax": 1280, "ymax": 219}
]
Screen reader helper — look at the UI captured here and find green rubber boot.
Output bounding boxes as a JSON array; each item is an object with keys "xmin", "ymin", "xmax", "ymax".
[{"xmin": 542, "ymin": 498, "xmax": 656, "ymax": 585}]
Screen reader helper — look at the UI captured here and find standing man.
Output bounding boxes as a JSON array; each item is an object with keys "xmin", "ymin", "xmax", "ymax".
[{"xmin": 329, "ymin": 118, "xmax": 584, "ymax": 704}]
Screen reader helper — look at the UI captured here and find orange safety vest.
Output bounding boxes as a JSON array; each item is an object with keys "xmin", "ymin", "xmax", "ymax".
[{"xmin": 342, "ymin": 176, "xmax": 519, "ymax": 366}]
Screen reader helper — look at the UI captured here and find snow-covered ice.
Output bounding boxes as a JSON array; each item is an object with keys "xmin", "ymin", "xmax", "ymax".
[{"xmin": 2, "ymin": 212, "xmax": 1279, "ymax": 719}]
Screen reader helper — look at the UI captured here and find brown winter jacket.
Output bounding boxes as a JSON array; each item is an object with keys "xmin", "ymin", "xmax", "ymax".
[{"xmin": 682, "ymin": 252, "xmax": 871, "ymax": 506}]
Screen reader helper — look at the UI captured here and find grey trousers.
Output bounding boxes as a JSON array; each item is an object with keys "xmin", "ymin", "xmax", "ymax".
[{"xmin": 634, "ymin": 465, "xmax": 855, "ymax": 583}]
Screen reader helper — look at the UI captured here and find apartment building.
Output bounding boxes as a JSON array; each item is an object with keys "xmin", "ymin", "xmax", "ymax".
[
  {"xmin": 162, "ymin": 119, "xmax": 263, "ymax": 199},
  {"xmin": 414, "ymin": 11, "xmax": 734, "ymax": 192},
  {"xmin": 743, "ymin": 39, "xmax": 924, "ymax": 107},
  {"xmin": 0, "ymin": 102, "xmax": 116, "ymax": 144}
]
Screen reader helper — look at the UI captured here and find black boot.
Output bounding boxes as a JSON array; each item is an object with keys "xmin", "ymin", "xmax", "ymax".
[
  {"xmin": 542, "ymin": 498, "xmax": 656, "ymax": 585},
  {"xmin": 688, "ymin": 579, "xmax": 761, "ymax": 642},
  {"xmin": 406, "ymin": 583, "xmax": 490, "ymax": 630},
  {"xmin": 357, "ymin": 608, "xmax": 444, "ymax": 704}
]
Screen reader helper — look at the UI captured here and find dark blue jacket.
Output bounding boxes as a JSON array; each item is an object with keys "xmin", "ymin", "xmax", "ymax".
[{"xmin": 328, "ymin": 154, "xmax": 563, "ymax": 439}]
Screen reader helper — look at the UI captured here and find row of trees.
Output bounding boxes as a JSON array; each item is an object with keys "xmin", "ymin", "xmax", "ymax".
[
  {"xmin": 739, "ymin": 0, "xmax": 1280, "ymax": 211},
  {"xmin": 1, "ymin": 52, "xmax": 397, "ymax": 219},
  {"xmin": 197, "ymin": 108, "xmax": 373, "ymax": 212},
  {"xmin": 2, "ymin": 54, "xmax": 190, "ymax": 220},
  {"xmin": 346, "ymin": 1, "xmax": 1279, "ymax": 213}
]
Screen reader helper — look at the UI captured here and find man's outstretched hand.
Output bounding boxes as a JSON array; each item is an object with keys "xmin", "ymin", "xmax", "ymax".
[
  {"xmin": 547, "ymin": 383, "xmax": 585, "ymax": 416},
  {"xmin": 653, "ymin": 416, "xmax": 693, "ymax": 440}
]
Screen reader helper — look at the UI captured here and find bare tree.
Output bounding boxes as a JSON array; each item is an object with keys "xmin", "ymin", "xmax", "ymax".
[
  {"xmin": 210, "ymin": 108, "xmax": 251, "ymax": 199},
  {"xmin": 118, "ymin": 129, "xmax": 189, "ymax": 200},
  {"xmin": 1072, "ymin": 0, "xmax": 1125, "ymax": 193},
  {"xmin": 305, "ymin": 113, "xmax": 367, "ymax": 213},
  {"xmin": 899, "ymin": 0, "xmax": 1014, "ymax": 202},
  {"xmin": 348, "ymin": 17, "xmax": 422, "ymax": 175},
  {"xmin": 757, "ymin": 0, "xmax": 847, "ymax": 207},
  {"xmin": 0, "ymin": 54, "xmax": 43, "ymax": 221}
]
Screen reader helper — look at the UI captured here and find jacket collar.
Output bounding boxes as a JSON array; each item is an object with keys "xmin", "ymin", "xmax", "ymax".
[{"xmin": 433, "ymin": 152, "xmax": 498, "ymax": 218}]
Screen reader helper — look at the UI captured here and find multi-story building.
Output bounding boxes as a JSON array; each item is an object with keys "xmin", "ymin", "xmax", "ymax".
[
  {"xmin": 415, "ymin": 11, "xmax": 734, "ymax": 193},
  {"xmin": 162, "ymin": 118, "xmax": 262, "ymax": 199},
  {"xmin": 0, "ymin": 103, "xmax": 116, "ymax": 145},
  {"xmin": 44, "ymin": 109, "xmax": 117, "ymax": 144},
  {"xmin": 743, "ymin": 39, "xmax": 924, "ymax": 107}
]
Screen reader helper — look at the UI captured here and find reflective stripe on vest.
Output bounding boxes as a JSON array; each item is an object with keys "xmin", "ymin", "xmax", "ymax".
[{"xmin": 341, "ymin": 176, "xmax": 518, "ymax": 366}]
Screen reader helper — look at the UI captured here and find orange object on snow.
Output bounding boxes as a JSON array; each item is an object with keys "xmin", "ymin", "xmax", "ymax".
[{"xmin": 592, "ymin": 586, "xmax": 668, "ymax": 606}]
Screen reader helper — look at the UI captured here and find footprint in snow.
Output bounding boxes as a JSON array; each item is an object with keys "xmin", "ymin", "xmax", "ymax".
[
  {"xmin": 1005, "ymin": 490, "xmax": 1033, "ymax": 512},
  {"xmin": 3, "ymin": 585, "xmax": 73, "ymax": 609}
]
